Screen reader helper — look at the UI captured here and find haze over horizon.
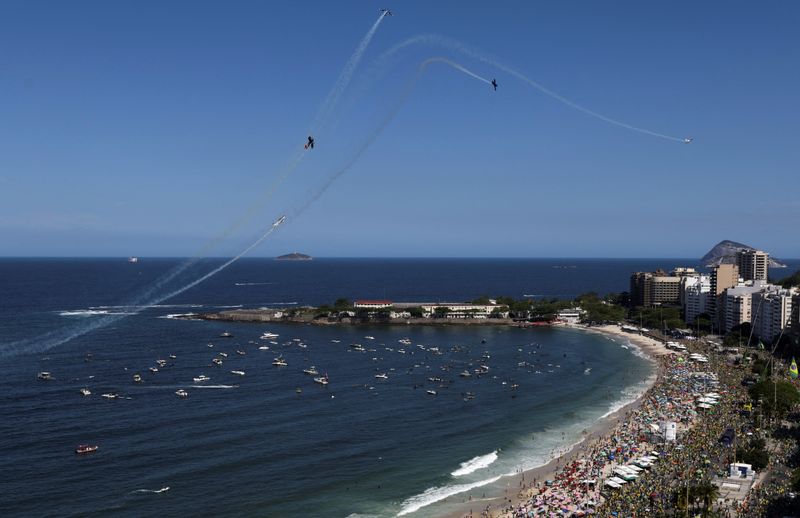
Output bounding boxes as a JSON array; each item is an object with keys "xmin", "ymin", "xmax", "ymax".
[{"xmin": 2, "ymin": 1, "xmax": 799, "ymax": 258}]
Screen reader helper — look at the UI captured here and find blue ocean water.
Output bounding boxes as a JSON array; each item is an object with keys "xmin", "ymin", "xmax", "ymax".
[{"xmin": 1, "ymin": 258, "xmax": 796, "ymax": 517}]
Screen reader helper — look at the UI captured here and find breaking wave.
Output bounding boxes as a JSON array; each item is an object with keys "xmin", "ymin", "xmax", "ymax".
[{"xmin": 450, "ymin": 451, "xmax": 498, "ymax": 477}]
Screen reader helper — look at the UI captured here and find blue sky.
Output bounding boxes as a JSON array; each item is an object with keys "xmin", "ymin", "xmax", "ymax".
[{"xmin": 1, "ymin": 1, "xmax": 799, "ymax": 258}]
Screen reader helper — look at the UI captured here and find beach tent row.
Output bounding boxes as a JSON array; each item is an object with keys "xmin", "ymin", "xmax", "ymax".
[{"xmin": 603, "ymin": 452, "xmax": 660, "ymax": 489}]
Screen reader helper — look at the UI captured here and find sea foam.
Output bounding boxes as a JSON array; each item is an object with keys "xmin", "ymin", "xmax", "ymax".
[
  {"xmin": 450, "ymin": 451, "xmax": 498, "ymax": 477},
  {"xmin": 397, "ymin": 475, "xmax": 502, "ymax": 516}
]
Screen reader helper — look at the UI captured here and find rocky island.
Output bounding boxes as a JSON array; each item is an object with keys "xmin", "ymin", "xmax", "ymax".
[{"xmin": 275, "ymin": 252, "xmax": 312, "ymax": 261}]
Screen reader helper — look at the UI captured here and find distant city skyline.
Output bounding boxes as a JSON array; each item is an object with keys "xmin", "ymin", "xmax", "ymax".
[{"xmin": 2, "ymin": 1, "xmax": 799, "ymax": 258}]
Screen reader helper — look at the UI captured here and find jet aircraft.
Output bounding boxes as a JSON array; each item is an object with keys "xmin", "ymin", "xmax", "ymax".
[
  {"xmin": 380, "ymin": 8, "xmax": 392, "ymax": 16},
  {"xmin": 491, "ymin": 79, "xmax": 498, "ymax": 91},
  {"xmin": 272, "ymin": 215, "xmax": 287, "ymax": 228},
  {"xmin": 683, "ymin": 138, "xmax": 693, "ymax": 144},
  {"xmin": 305, "ymin": 136, "xmax": 315, "ymax": 149}
]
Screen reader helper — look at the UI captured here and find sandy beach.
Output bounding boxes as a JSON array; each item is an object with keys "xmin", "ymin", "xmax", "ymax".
[{"xmin": 443, "ymin": 324, "xmax": 673, "ymax": 518}]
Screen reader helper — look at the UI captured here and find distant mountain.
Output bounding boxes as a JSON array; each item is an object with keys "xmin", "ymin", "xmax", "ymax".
[
  {"xmin": 275, "ymin": 252, "xmax": 312, "ymax": 261},
  {"xmin": 701, "ymin": 240, "xmax": 786, "ymax": 268}
]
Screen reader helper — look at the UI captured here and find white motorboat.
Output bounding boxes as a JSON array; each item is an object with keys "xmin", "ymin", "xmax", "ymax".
[
  {"xmin": 272, "ymin": 358, "xmax": 287, "ymax": 367},
  {"xmin": 37, "ymin": 371, "xmax": 52, "ymax": 381},
  {"xmin": 303, "ymin": 366, "xmax": 319, "ymax": 375},
  {"xmin": 230, "ymin": 370, "xmax": 245, "ymax": 376},
  {"xmin": 260, "ymin": 332, "xmax": 280, "ymax": 339},
  {"xmin": 79, "ymin": 388, "xmax": 91, "ymax": 396},
  {"xmin": 101, "ymin": 393, "xmax": 119, "ymax": 399},
  {"xmin": 133, "ymin": 374, "xmax": 143, "ymax": 383},
  {"xmin": 212, "ymin": 358, "xmax": 223, "ymax": 366},
  {"xmin": 374, "ymin": 373, "xmax": 388, "ymax": 379},
  {"xmin": 175, "ymin": 389, "xmax": 188, "ymax": 398},
  {"xmin": 193, "ymin": 375, "xmax": 210, "ymax": 383},
  {"xmin": 149, "ymin": 367, "xmax": 158, "ymax": 373},
  {"xmin": 313, "ymin": 374, "xmax": 329, "ymax": 385},
  {"xmin": 426, "ymin": 390, "xmax": 437, "ymax": 396},
  {"xmin": 258, "ymin": 346, "xmax": 270, "ymax": 350}
]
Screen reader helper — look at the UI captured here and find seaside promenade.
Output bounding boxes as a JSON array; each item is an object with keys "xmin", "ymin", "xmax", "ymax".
[{"xmin": 453, "ymin": 324, "xmax": 761, "ymax": 518}]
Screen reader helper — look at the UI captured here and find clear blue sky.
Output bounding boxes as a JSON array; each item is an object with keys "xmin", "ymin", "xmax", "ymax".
[{"xmin": 2, "ymin": 1, "xmax": 798, "ymax": 258}]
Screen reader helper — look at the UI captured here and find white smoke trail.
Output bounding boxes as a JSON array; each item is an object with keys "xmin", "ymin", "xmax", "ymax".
[
  {"xmin": 381, "ymin": 34, "xmax": 689, "ymax": 143},
  {"xmin": 426, "ymin": 57, "xmax": 492, "ymax": 85},
  {"xmin": 0, "ymin": 16, "xmax": 392, "ymax": 358},
  {"xmin": 310, "ymin": 12, "xmax": 387, "ymax": 134}
]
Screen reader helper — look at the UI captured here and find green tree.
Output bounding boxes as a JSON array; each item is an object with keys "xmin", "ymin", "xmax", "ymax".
[
  {"xmin": 749, "ymin": 379, "xmax": 800, "ymax": 419},
  {"xmin": 333, "ymin": 298, "xmax": 352, "ymax": 311}
]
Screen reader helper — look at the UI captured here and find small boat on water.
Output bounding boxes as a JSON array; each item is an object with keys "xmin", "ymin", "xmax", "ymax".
[
  {"xmin": 258, "ymin": 346, "xmax": 270, "ymax": 350},
  {"xmin": 459, "ymin": 370, "xmax": 472, "ymax": 378},
  {"xmin": 219, "ymin": 332, "xmax": 233, "ymax": 338},
  {"xmin": 156, "ymin": 359, "xmax": 167, "ymax": 367},
  {"xmin": 398, "ymin": 338, "xmax": 412, "ymax": 345},
  {"xmin": 149, "ymin": 367, "xmax": 158, "ymax": 374},
  {"xmin": 374, "ymin": 373, "xmax": 388, "ymax": 379},
  {"xmin": 426, "ymin": 390, "xmax": 437, "ymax": 396},
  {"xmin": 350, "ymin": 344, "xmax": 365, "ymax": 351},
  {"xmin": 169, "ymin": 354, "xmax": 177, "ymax": 359},
  {"xmin": 313, "ymin": 374, "xmax": 329, "ymax": 385},
  {"xmin": 302, "ymin": 366, "xmax": 319, "ymax": 376},
  {"xmin": 272, "ymin": 358, "xmax": 287, "ymax": 367},
  {"xmin": 79, "ymin": 388, "xmax": 91, "ymax": 396},
  {"xmin": 37, "ymin": 372, "xmax": 52, "ymax": 381},
  {"xmin": 193, "ymin": 375, "xmax": 210, "ymax": 383},
  {"xmin": 236, "ymin": 350, "xmax": 246, "ymax": 356},
  {"xmin": 230, "ymin": 370, "xmax": 245, "ymax": 376},
  {"xmin": 101, "ymin": 393, "xmax": 119, "ymax": 399},
  {"xmin": 261, "ymin": 332, "xmax": 280, "ymax": 339},
  {"xmin": 175, "ymin": 389, "xmax": 189, "ymax": 398},
  {"xmin": 76, "ymin": 444, "xmax": 99, "ymax": 454},
  {"xmin": 218, "ymin": 352, "xmax": 228, "ymax": 357},
  {"xmin": 212, "ymin": 358, "xmax": 223, "ymax": 366},
  {"xmin": 364, "ymin": 336, "xmax": 375, "ymax": 340},
  {"xmin": 128, "ymin": 256, "xmax": 139, "ymax": 263}
]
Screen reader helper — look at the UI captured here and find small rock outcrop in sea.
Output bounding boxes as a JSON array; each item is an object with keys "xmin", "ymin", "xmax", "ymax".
[
  {"xmin": 701, "ymin": 240, "xmax": 786, "ymax": 268},
  {"xmin": 275, "ymin": 252, "xmax": 313, "ymax": 261}
]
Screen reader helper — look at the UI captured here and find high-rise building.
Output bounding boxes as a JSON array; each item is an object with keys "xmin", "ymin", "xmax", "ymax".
[
  {"xmin": 723, "ymin": 282, "xmax": 766, "ymax": 333},
  {"xmin": 709, "ymin": 264, "xmax": 739, "ymax": 329},
  {"xmin": 752, "ymin": 286, "xmax": 795, "ymax": 343},
  {"xmin": 630, "ymin": 272, "xmax": 652, "ymax": 307},
  {"xmin": 651, "ymin": 275, "xmax": 682, "ymax": 305},
  {"xmin": 737, "ymin": 250, "xmax": 769, "ymax": 282},
  {"xmin": 683, "ymin": 274, "xmax": 711, "ymax": 324}
]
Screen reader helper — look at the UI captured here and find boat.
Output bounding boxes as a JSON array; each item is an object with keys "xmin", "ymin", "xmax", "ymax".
[
  {"xmin": 149, "ymin": 367, "xmax": 158, "ymax": 373},
  {"xmin": 218, "ymin": 352, "xmax": 228, "ymax": 357},
  {"xmin": 230, "ymin": 370, "xmax": 245, "ymax": 376},
  {"xmin": 101, "ymin": 393, "xmax": 119, "ymax": 399},
  {"xmin": 459, "ymin": 370, "xmax": 472, "ymax": 377},
  {"xmin": 313, "ymin": 374, "xmax": 329, "ymax": 385},
  {"xmin": 128, "ymin": 257, "xmax": 139, "ymax": 263},
  {"xmin": 37, "ymin": 371, "xmax": 52, "ymax": 381},
  {"xmin": 219, "ymin": 332, "xmax": 233, "ymax": 338},
  {"xmin": 169, "ymin": 354, "xmax": 177, "ymax": 359},
  {"xmin": 175, "ymin": 389, "xmax": 189, "ymax": 398},
  {"xmin": 350, "ymin": 343, "xmax": 365, "ymax": 351},
  {"xmin": 75, "ymin": 444, "xmax": 99, "ymax": 454},
  {"xmin": 398, "ymin": 338, "xmax": 412, "ymax": 345},
  {"xmin": 212, "ymin": 358, "xmax": 223, "ymax": 366},
  {"xmin": 258, "ymin": 346, "xmax": 270, "ymax": 350},
  {"xmin": 193, "ymin": 375, "xmax": 210, "ymax": 383},
  {"xmin": 79, "ymin": 388, "xmax": 91, "ymax": 396},
  {"xmin": 260, "ymin": 332, "xmax": 279, "ymax": 339},
  {"xmin": 364, "ymin": 336, "xmax": 375, "ymax": 340},
  {"xmin": 236, "ymin": 350, "xmax": 246, "ymax": 356},
  {"xmin": 374, "ymin": 373, "xmax": 388, "ymax": 379},
  {"xmin": 426, "ymin": 390, "xmax": 437, "ymax": 396},
  {"xmin": 302, "ymin": 366, "xmax": 319, "ymax": 375},
  {"xmin": 156, "ymin": 359, "xmax": 167, "ymax": 367},
  {"xmin": 272, "ymin": 358, "xmax": 287, "ymax": 367}
]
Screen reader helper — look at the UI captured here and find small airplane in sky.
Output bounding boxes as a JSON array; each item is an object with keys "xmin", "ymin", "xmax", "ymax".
[
  {"xmin": 272, "ymin": 215, "xmax": 287, "ymax": 228},
  {"xmin": 305, "ymin": 136, "xmax": 314, "ymax": 149},
  {"xmin": 380, "ymin": 8, "xmax": 392, "ymax": 16},
  {"xmin": 491, "ymin": 78, "xmax": 498, "ymax": 91},
  {"xmin": 683, "ymin": 138, "xmax": 693, "ymax": 144}
]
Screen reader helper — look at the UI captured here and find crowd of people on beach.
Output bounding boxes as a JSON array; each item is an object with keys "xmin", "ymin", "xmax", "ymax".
[{"xmin": 463, "ymin": 329, "xmax": 768, "ymax": 518}]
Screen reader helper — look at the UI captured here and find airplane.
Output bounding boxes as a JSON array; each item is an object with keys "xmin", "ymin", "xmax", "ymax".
[
  {"xmin": 683, "ymin": 138, "xmax": 693, "ymax": 144},
  {"xmin": 305, "ymin": 136, "xmax": 314, "ymax": 149},
  {"xmin": 380, "ymin": 8, "xmax": 392, "ymax": 16},
  {"xmin": 491, "ymin": 78, "xmax": 497, "ymax": 91},
  {"xmin": 272, "ymin": 215, "xmax": 287, "ymax": 228}
]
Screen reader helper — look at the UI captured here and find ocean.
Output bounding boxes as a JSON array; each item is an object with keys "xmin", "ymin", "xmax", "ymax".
[{"xmin": 1, "ymin": 258, "xmax": 796, "ymax": 517}]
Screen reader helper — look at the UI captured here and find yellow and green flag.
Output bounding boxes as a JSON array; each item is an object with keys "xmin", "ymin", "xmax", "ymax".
[{"xmin": 790, "ymin": 358, "xmax": 798, "ymax": 380}]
